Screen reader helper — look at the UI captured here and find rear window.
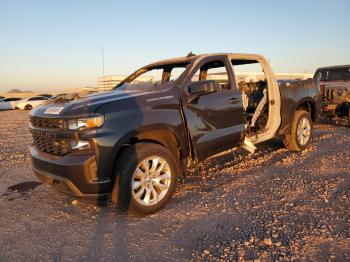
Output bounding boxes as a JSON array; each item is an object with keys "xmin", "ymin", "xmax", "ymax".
[
  {"xmin": 3, "ymin": 98, "xmax": 21, "ymax": 102},
  {"xmin": 28, "ymin": 97, "xmax": 48, "ymax": 101},
  {"xmin": 318, "ymin": 67, "xmax": 350, "ymax": 81},
  {"xmin": 328, "ymin": 67, "xmax": 350, "ymax": 81}
]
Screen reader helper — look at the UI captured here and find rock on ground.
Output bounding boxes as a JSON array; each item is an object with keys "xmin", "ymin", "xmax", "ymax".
[{"xmin": 0, "ymin": 110, "xmax": 349, "ymax": 261}]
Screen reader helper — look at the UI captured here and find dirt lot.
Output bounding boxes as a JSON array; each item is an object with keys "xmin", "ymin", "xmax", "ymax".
[{"xmin": 0, "ymin": 110, "xmax": 349, "ymax": 261}]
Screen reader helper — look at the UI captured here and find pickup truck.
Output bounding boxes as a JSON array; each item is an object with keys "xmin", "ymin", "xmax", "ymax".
[
  {"xmin": 314, "ymin": 65, "xmax": 350, "ymax": 125},
  {"xmin": 30, "ymin": 53, "xmax": 320, "ymax": 214}
]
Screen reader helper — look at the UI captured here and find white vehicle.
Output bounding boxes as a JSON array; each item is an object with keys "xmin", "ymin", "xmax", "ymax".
[
  {"xmin": 0, "ymin": 98, "xmax": 22, "ymax": 111},
  {"xmin": 16, "ymin": 96, "xmax": 49, "ymax": 110}
]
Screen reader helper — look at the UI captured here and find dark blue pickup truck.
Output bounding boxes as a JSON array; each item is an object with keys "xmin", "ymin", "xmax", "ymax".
[{"xmin": 29, "ymin": 53, "xmax": 320, "ymax": 214}]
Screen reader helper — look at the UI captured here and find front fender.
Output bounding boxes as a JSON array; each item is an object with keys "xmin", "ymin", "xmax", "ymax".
[{"xmin": 94, "ymin": 92, "xmax": 186, "ymax": 180}]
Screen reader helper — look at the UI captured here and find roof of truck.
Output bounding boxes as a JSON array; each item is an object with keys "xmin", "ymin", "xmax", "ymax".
[
  {"xmin": 144, "ymin": 53, "xmax": 264, "ymax": 69},
  {"xmin": 144, "ymin": 55, "xmax": 198, "ymax": 68},
  {"xmin": 316, "ymin": 65, "xmax": 350, "ymax": 71}
]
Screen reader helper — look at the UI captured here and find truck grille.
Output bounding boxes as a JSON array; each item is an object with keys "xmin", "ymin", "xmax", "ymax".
[
  {"xmin": 32, "ymin": 135, "xmax": 71, "ymax": 156},
  {"xmin": 30, "ymin": 116, "xmax": 67, "ymax": 130},
  {"xmin": 30, "ymin": 116, "xmax": 71, "ymax": 155}
]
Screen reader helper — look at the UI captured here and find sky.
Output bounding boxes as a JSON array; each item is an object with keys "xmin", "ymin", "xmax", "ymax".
[{"xmin": 0, "ymin": 0, "xmax": 349, "ymax": 92}]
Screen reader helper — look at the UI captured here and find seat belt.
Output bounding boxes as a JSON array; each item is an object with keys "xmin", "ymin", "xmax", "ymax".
[{"xmin": 250, "ymin": 89, "xmax": 267, "ymax": 127}]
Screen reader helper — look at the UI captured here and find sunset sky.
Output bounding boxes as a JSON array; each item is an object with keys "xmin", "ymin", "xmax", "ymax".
[{"xmin": 0, "ymin": 0, "xmax": 349, "ymax": 92}]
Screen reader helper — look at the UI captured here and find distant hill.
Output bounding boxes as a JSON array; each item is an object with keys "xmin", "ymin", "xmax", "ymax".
[{"xmin": 7, "ymin": 89, "xmax": 33, "ymax": 93}]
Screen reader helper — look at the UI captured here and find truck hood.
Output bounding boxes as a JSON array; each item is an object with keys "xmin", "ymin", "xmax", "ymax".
[{"xmin": 31, "ymin": 88, "xmax": 154, "ymax": 118}]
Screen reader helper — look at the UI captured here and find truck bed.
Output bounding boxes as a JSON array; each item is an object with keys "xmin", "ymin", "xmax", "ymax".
[{"xmin": 278, "ymin": 78, "xmax": 320, "ymax": 134}]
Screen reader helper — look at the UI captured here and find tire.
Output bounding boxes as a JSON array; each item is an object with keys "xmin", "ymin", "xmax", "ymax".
[
  {"xmin": 283, "ymin": 110, "xmax": 313, "ymax": 151},
  {"xmin": 24, "ymin": 104, "xmax": 32, "ymax": 110},
  {"xmin": 112, "ymin": 143, "xmax": 178, "ymax": 215}
]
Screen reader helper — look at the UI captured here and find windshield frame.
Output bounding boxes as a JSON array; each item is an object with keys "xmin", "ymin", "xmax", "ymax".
[{"xmin": 114, "ymin": 58, "xmax": 196, "ymax": 89}]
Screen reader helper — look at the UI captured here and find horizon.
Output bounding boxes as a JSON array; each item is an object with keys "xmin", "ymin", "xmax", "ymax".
[{"xmin": 1, "ymin": 0, "xmax": 349, "ymax": 92}]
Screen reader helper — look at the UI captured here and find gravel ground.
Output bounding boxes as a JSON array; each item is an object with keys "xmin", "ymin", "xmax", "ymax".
[{"xmin": 0, "ymin": 110, "xmax": 349, "ymax": 262}]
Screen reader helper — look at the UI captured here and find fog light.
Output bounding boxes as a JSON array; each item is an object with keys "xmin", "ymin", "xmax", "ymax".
[{"xmin": 70, "ymin": 140, "xmax": 90, "ymax": 150}]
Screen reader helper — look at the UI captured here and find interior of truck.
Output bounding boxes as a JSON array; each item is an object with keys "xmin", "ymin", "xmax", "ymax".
[
  {"xmin": 231, "ymin": 59, "xmax": 269, "ymax": 136},
  {"xmin": 194, "ymin": 60, "xmax": 231, "ymax": 91}
]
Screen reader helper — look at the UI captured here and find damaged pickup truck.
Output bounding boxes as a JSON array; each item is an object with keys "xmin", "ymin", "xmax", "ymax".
[
  {"xmin": 314, "ymin": 65, "xmax": 350, "ymax": 125},
  {"xmin": 30, "ymin": 53, "xmax": 320, "ymax": 214}
]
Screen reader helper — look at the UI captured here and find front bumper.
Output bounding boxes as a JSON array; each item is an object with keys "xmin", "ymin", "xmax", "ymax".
[{"xmin": 30, "ymin": 146, "xmax": 111, "ymax": 198}]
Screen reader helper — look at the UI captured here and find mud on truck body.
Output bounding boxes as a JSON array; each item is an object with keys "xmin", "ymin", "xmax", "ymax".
[{"xmin": 30, "ymin": 53, "xmax": 320, "ymax": 214}]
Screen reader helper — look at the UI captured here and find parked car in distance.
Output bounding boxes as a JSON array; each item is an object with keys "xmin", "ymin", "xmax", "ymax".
[
  {"xmin": 30, "ymin": 53, "xmax": 320, "ymax": 214},
  {"xmin": 38, "ymin": 94, "xmax": 53, "ymax": 98},
  {"xmin": 16, "ymin": 96, "xmax": 49, "ymax": 110},
  {"xmin": 0, "ymin": 97, "xmax": 22, "ymax": 110},
  {"xmin": 49, "ymin": 93, "xmax": 81, "ymax": 101},
  {"xmin": 314, "ymin": 65, "xmax": 350, "ymax": 124},
  {"xmin": 48, "ymin": 94, "xmax": 62, "ymax": 100}
]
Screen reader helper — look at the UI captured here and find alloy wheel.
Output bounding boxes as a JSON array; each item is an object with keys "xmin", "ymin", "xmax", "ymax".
[
  {"xmin": 131, "ymin": 156, "xmax": 171, "ymax": 206},
  {"xmin": 297, "ymin": 117, "xmax": 311, "ymax": 146}
]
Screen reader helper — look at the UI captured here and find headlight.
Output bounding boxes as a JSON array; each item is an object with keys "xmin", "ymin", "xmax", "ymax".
[{"xmin": 68, "ymin": 116, "xmax": 104, "ymax": 130}]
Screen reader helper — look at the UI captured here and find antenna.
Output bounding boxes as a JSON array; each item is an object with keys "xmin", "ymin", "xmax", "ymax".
[{"xmin": 102, "ymin": 47, "xmax": 105, "ymax": 91}]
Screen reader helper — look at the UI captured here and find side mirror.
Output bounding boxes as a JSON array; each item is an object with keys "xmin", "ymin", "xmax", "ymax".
[{"xmin": 187, "ymin": 80, "xmax": 218, "ymax": 96}]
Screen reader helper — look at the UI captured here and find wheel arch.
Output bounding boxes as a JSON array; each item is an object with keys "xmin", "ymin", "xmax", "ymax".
[
  {"xmin": 110, "ymin": 125, "xmax": 186, "ymax": 181},
  {"xmin": 295, "ymin": 99, "xmax": 317, "ymax": 122},
  {"xmin": 128, "ymin": 128, "xmax": 184, "ymax": 164},
  {"xmin": 278, "ymin": 98, "xmax": 317, "ymax": 136}
]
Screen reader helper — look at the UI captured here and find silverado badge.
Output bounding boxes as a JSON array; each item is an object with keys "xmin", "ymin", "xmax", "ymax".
[{"xmin": 44, "ymin": 107, "xmax": 64, "ymax": 115}]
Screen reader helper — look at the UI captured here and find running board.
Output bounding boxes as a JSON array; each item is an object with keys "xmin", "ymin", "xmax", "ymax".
[{"xmin": 242, "ymin": 138, "xmax": 257, "ymax": 154}]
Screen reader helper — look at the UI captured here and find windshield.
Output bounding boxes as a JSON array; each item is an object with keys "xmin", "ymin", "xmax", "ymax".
[{"xmin": 116, "ymin": 61, "xmax": 192, "ymax": 91}]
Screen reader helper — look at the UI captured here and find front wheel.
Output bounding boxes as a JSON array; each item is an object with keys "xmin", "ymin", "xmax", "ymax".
[
  {"xmin": 112, "ymin": 143, "xmax": 178, "ymax": 215},
  {"xmin": 284, "ymin": 110, "xmax": 313, "ymax": 151}
]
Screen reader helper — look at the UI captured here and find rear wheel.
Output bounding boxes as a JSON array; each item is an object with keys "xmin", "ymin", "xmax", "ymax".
[
  {"xmin": 24, "ymin": 104, "xmax": 32, "ymax": 110},
  {"xmin": 112, "ymin": 143, "xmax": 178, "ymax": 215},
  {"xmin": 284, "ymin": 110, "xmax": 313, "ymax": 151}
]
